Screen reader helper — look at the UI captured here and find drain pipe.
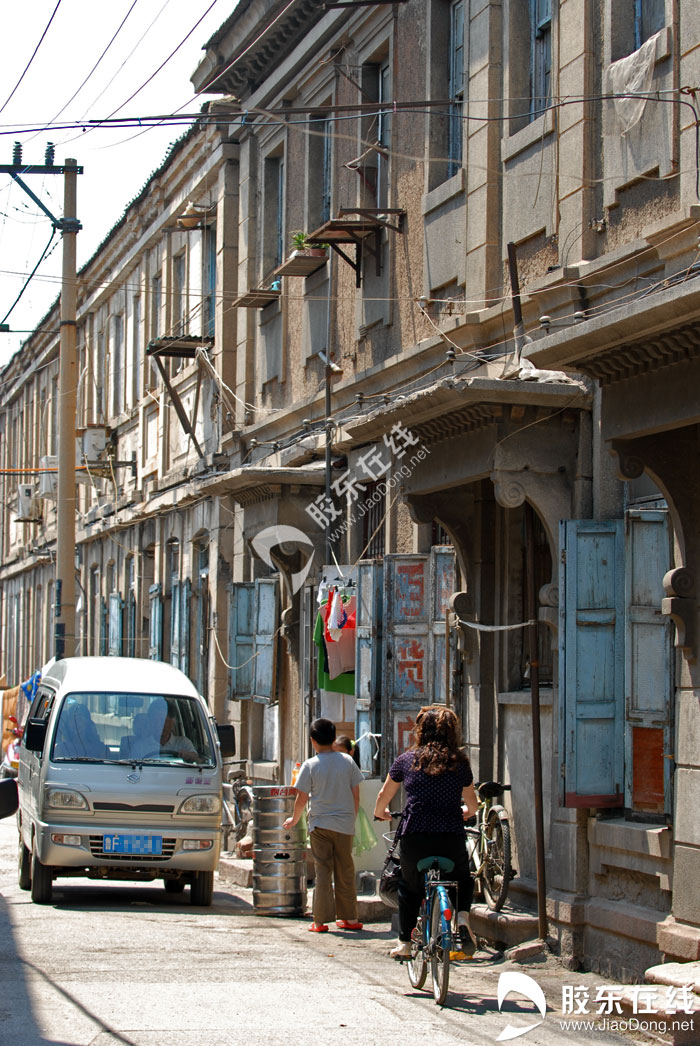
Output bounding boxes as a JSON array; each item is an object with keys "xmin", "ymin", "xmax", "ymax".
[
  {"xmin": 503, "ymin": 241, "xmax": 532, "ymax": 377},
  {"xmin": 525, "ymin": 502, "xmax": 548, "ymax": 942}
]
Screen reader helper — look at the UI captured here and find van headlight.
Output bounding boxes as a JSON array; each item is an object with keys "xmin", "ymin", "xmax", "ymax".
[
  {"xmin": 45, "ymin": 788, "xmax": 89, "ymax": 810},
  {"xmin": 178, "ymin": 794, "xmax": 221, "ymax": 815}
]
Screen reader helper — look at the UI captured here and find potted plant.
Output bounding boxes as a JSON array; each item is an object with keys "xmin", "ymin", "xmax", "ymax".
[{"xmin": 289, "ymin": 230, "xmax": 328, "ymax": 257}]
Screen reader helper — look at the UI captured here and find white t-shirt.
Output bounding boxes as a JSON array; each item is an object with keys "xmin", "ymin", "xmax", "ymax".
[{"xmin": 295, "ymin": 750, "xmax": 363, "ymax": 836}]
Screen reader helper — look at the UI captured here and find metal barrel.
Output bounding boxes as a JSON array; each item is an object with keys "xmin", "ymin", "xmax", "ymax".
[{"xmin": 251, "ymin": 785, "xmax": 307, "ymax": 916}]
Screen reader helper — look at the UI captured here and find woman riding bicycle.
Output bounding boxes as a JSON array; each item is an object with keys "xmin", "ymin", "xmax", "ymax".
[{"xmin": 374, "ymin": 705, "xmax": 478, "ymax": 959}]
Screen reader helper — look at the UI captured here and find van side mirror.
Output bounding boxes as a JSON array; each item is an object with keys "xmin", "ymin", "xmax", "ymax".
[
  {"xmin": 23, "ymin": 717, "xmax": 48, "ymax": 753},
  {"xmin": 0, "ymin": 778, "xmax": 19, "ymax": 819},
  {"xmin": 216, "ymin": 723, "xmax": 236, "ymax": 758}
]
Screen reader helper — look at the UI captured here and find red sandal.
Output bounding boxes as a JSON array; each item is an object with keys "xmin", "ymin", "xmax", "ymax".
[
  {"xmin": 308, "ymin": 922, "xmax": 329, "ymax": 932},
  {"xmin": 336, "ymin": 920, "xmax": 363, "ymax": 930}
]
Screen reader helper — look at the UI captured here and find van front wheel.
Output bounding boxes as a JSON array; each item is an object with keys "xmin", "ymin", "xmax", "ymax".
[
  {"xmin": 30, "ymin": 851, "xmax": 53, "ymax": 904},
  {"xmin": 18, "ymin": 835, "xmax": 31, "ymax": 890},
  {"xmin": 190, "ymin": 870, "xmax": 214, "ymax": 906}
]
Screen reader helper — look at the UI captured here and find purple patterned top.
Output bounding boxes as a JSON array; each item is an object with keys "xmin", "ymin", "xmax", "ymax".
[{"xmin": 389, "ymin": 749, "xmax": 473, "ymax": 835}]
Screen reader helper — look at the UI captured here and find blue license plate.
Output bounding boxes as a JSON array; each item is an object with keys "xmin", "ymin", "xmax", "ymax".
[{"xmin": 102, "ymin": 834, "xmax": 162, "ymax": 855}]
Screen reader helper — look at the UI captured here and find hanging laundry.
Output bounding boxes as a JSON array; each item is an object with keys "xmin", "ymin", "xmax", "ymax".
[
  {"xmin": 328, "ymin": 588, "xmax": 344, "ymax": 638},
  {"xmin": 313, "ymin": 609, "xmax": 355, "ymax": 695},
  {"xmin": 322, "ymin": 594, "xmax": 356, "ymax": 679},
  {"xmin": 320, "ymin": 691, "xmax": 344, "ymax": 721}
]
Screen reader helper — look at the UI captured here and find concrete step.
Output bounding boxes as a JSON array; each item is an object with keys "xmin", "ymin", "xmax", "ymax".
[
  {"xmin": 646, "ymin": 961, "xmax": 700, "ymax": 994},
  {"xmin": 355, "ymin": 893, "xmax": 395, "ymax": 923},
  {"xmin": 614, "ymin": 983, "xmax": 700, "ymax": 1046},
  {"xmin": 218, "ymin": 855, "xmax": 253, "ymax": 888},
  {"xmin": 469, "ymin": 902, "xmax": 540, "ymax": 949}
]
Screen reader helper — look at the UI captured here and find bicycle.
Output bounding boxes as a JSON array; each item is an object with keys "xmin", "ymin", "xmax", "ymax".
[
  {"xmin": 464, "ymin": 781, "xmax": 513, "ymax": 911},
  {"xmin": 382, "ymin": 814, "xmax": 464, "ymax": 1006},
  {"xmin": 222, "ymin": 760, "xmax": 254, "ymax": 849}
]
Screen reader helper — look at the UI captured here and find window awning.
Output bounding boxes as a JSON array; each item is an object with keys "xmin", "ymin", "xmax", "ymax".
[
  {"xmin": 195, "ymin": 462, "xmax": 326, "ymax": 505},
  {"xmin": 232, "ymin": 288, "xmax": 282, "ymax": 309},
  {"xmin": 147, "ymin": 335, "xmax": 213, "ymax": 359},
  {"xmin": 344, "ymin": 373, "xmax": 590, "ymax": 445},
  {"xmin": 307, "ymin": 208, "xmax": 405, "ymax": 287}
]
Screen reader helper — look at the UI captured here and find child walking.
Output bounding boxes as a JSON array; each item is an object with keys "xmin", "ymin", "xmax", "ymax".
[{"xmin": 283, "ymin": 717, "xmax": 364, "ymax": 932}]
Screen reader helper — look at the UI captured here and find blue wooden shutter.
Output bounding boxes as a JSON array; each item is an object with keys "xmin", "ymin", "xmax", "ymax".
[
  {"xmin": 100, "ymin": 597, "xmax": 108, "ymax": 655},
  {"xmin": 252, "ymin": 578, "xmax": 278, "ymax": 703},
  {"xmin": 355, "ymin": 560, "xmax": 383, "ymax": 773},
  {"xmin": 229, "ymin": 583, "xmax": 255, "ymax": 700},
  {"xmin": 170, "ymin": 579, "xmax": 181, "ymax": 668},
  {"xmin": 382, "ymin": 554, "xmax": 430, "ymax": 773},
  {"xmin": 179, "ymin": 579, "xmax": 191, "ymax": 676},
  {"xmin": 196, "ymin": 579, "xmax": 210, "ymax": 699},
  {"xmin": 149, "ymin": 583, "xmax": 162, "ymax": 661},
  {"xmin": 624, "ymin": 510, "xmax": 672, "ymax": 813},
  {"xmin": 126, "ymin": 590, "xmax": 136, "ymax": 658},
  {"xmin": 108, "ymin": 593, "xmax": 124, "ymax": 656},
  {"xmin": 431, "ymin": 546, "xmax": 457, "ymax": 705},
  {"xmin": 560, "ymin": 519, "xmax": 625, "ymax": 807}
]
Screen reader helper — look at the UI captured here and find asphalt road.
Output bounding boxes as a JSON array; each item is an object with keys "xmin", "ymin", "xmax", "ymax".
[{"xmin": 0, "ymin": 816, "xmax": 659, "ymax": 1046}]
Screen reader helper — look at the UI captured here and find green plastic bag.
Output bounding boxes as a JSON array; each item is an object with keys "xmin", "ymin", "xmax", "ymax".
[
  {"xmin": 353, "ymin": 805, "xmax": 378, "ymax": 856},
  {"xmin": 298, "ymin": 806, "xmax": 376, "ymax": 855}
]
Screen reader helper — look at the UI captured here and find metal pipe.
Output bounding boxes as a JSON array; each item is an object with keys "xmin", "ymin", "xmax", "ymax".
[{"xmin": 525, "ymin": 501, "xmax": 548, "ymax": 941}]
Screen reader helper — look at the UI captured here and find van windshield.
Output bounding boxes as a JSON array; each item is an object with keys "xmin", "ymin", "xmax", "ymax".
[{"xmin": 50, "ymin": 693, "xmax": 215, "ymax": 766}]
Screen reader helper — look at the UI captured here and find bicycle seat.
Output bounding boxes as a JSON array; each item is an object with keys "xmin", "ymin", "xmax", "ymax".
[
  {"xmin": 416, "ymin": 855, "xmax": 455, "ymax": 874},
  {"xmin": 477, "ymin": 781, "xmax": 505, "ymax": 800}
]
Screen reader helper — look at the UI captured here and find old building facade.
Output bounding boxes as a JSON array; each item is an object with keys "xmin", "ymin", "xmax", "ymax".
[{"xmin": 1, "ymin": 0, "xmax": 698, "ymax": 981}]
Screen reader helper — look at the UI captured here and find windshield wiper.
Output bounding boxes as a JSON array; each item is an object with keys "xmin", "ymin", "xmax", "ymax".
[{"xmin": 53, "ymin": 757, "xmax": 105, "ymax": 763}]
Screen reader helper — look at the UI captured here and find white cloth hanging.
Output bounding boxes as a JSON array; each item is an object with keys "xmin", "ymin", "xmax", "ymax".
[{"xmin": 605, "ymin": 32, "xmax": 660, "ymax": 135}]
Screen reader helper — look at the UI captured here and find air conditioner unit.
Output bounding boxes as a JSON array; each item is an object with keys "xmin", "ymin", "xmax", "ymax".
[
  {"xmin": 78, "ymin": 425, "xmax": 108, "ymax": 461},
  {"xmin": 38, "ymin": 456, "xmax": 57, "ymax": 499},
  {"xmin": 17, "ymin": 483, "xmax": 40, "ymax": 522}
]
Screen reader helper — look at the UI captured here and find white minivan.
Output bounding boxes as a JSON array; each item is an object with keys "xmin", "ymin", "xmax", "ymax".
[{"xmin": 17, "ymin": 657, "xmax": 236, "ymax": 906}]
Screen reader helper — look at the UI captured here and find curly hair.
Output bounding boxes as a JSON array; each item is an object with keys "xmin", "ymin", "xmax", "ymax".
[{"xmin": 410, "ymin": 705, "xmax": 469, "ymax": 775}]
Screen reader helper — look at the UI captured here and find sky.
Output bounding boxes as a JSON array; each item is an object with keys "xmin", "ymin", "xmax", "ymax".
[{"xmin": 0, "ymin": 0, "xmax": 233, "ymax": 368}]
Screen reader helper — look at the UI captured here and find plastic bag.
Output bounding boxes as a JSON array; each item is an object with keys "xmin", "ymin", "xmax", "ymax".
[{"xmin": 353, "ymin": 805, "xmax": 378, "ymax": 856}]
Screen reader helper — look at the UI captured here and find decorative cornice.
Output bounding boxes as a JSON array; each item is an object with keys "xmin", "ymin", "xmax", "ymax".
[
  {"xmin": 572, "ymin": 322, "xmax": 700, "ymax": 386},
  {"xmin": 201, "ymin": 0, "xmax": 325, "ymax": 98},
  {"xmin": 411, "ymin": 404, "xmax": 501, "ymax": 444}
]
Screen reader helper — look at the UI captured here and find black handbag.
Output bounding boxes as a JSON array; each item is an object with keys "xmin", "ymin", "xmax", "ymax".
[{"xmin": 378, "ymin": 815, "xmax": 403, "ymax": 909}]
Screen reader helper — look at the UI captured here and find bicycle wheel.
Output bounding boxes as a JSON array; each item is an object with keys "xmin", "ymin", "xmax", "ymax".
[
  {"xmin": 406, "ymin": 917, "xmax": 427, "ymax": 989},
  {"xmin": 482, "ymin": 808, "xmax": 511, "ymax": 911},
  {"xmin": 429, "ymin": 890, "xmax": 450, "ymax": 1005}
]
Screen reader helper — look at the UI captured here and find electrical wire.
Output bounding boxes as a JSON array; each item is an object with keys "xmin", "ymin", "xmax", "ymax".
[
  {"xmin": 73, "ymin": 0, "xmax": 220, "ymax": 141},
  {"xmin": 0, "ymin": 225, "xmax": 57, "ymax": 325},
  {"xmin": 56, "ymin": 0, "xmax": 181, "ymax": 146},
  {"xmin": 0, "ymin": 0, "xmax": 63, "ymax": 118},
  {"xmin": 28, "ymin": 0, "xmax": 143, "ymax": 144}
]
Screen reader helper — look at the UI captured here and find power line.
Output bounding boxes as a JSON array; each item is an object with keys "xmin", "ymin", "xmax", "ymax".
[
  {"xmin": 0, "ymin": 0, "xmax": 63, "ymax": 118},
  {"xmin": 31, "ymin": 0, "xmax": 143, "ymax": 142},
  {"xmin": 0, "ymin": 225, "xmax": 57, "ymax": 325},
  {"xmin": 83, "ymin": 0, "xmax": 220, "ymax": 132}
]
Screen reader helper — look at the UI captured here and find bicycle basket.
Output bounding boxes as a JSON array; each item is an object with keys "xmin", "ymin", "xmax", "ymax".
[{"xmin": 379, "ymin": 852, "xmax": 402, "ymax": 909}]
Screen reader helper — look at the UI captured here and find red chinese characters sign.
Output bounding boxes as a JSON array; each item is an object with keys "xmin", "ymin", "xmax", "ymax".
[
  {"xmin": 396, "ymin": 637, "xmax": 425, "ymax": 698},
  {"xmin": 395, "ymin": 562, "xmax": 424, "ymax": 618}
]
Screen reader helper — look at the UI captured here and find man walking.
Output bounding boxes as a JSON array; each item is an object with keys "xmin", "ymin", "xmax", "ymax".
[{"xmin": 283, "ymin": 718, "xmax": 364, "ymax": 932}]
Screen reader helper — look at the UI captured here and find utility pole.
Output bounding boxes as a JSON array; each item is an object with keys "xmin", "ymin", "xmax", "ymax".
[
  {"xmin": 55, "ymin": 160, "xmax": 80, "ymax": 658},
  {"xmin": 0, "ymin": 146, "xmax": 82, "ymax": 658}
]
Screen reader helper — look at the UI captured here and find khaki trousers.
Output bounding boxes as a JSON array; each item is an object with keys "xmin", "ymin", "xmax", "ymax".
[{"xmin": 309, "ymin": 827, "xmax": 358, "ymax": 924}]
